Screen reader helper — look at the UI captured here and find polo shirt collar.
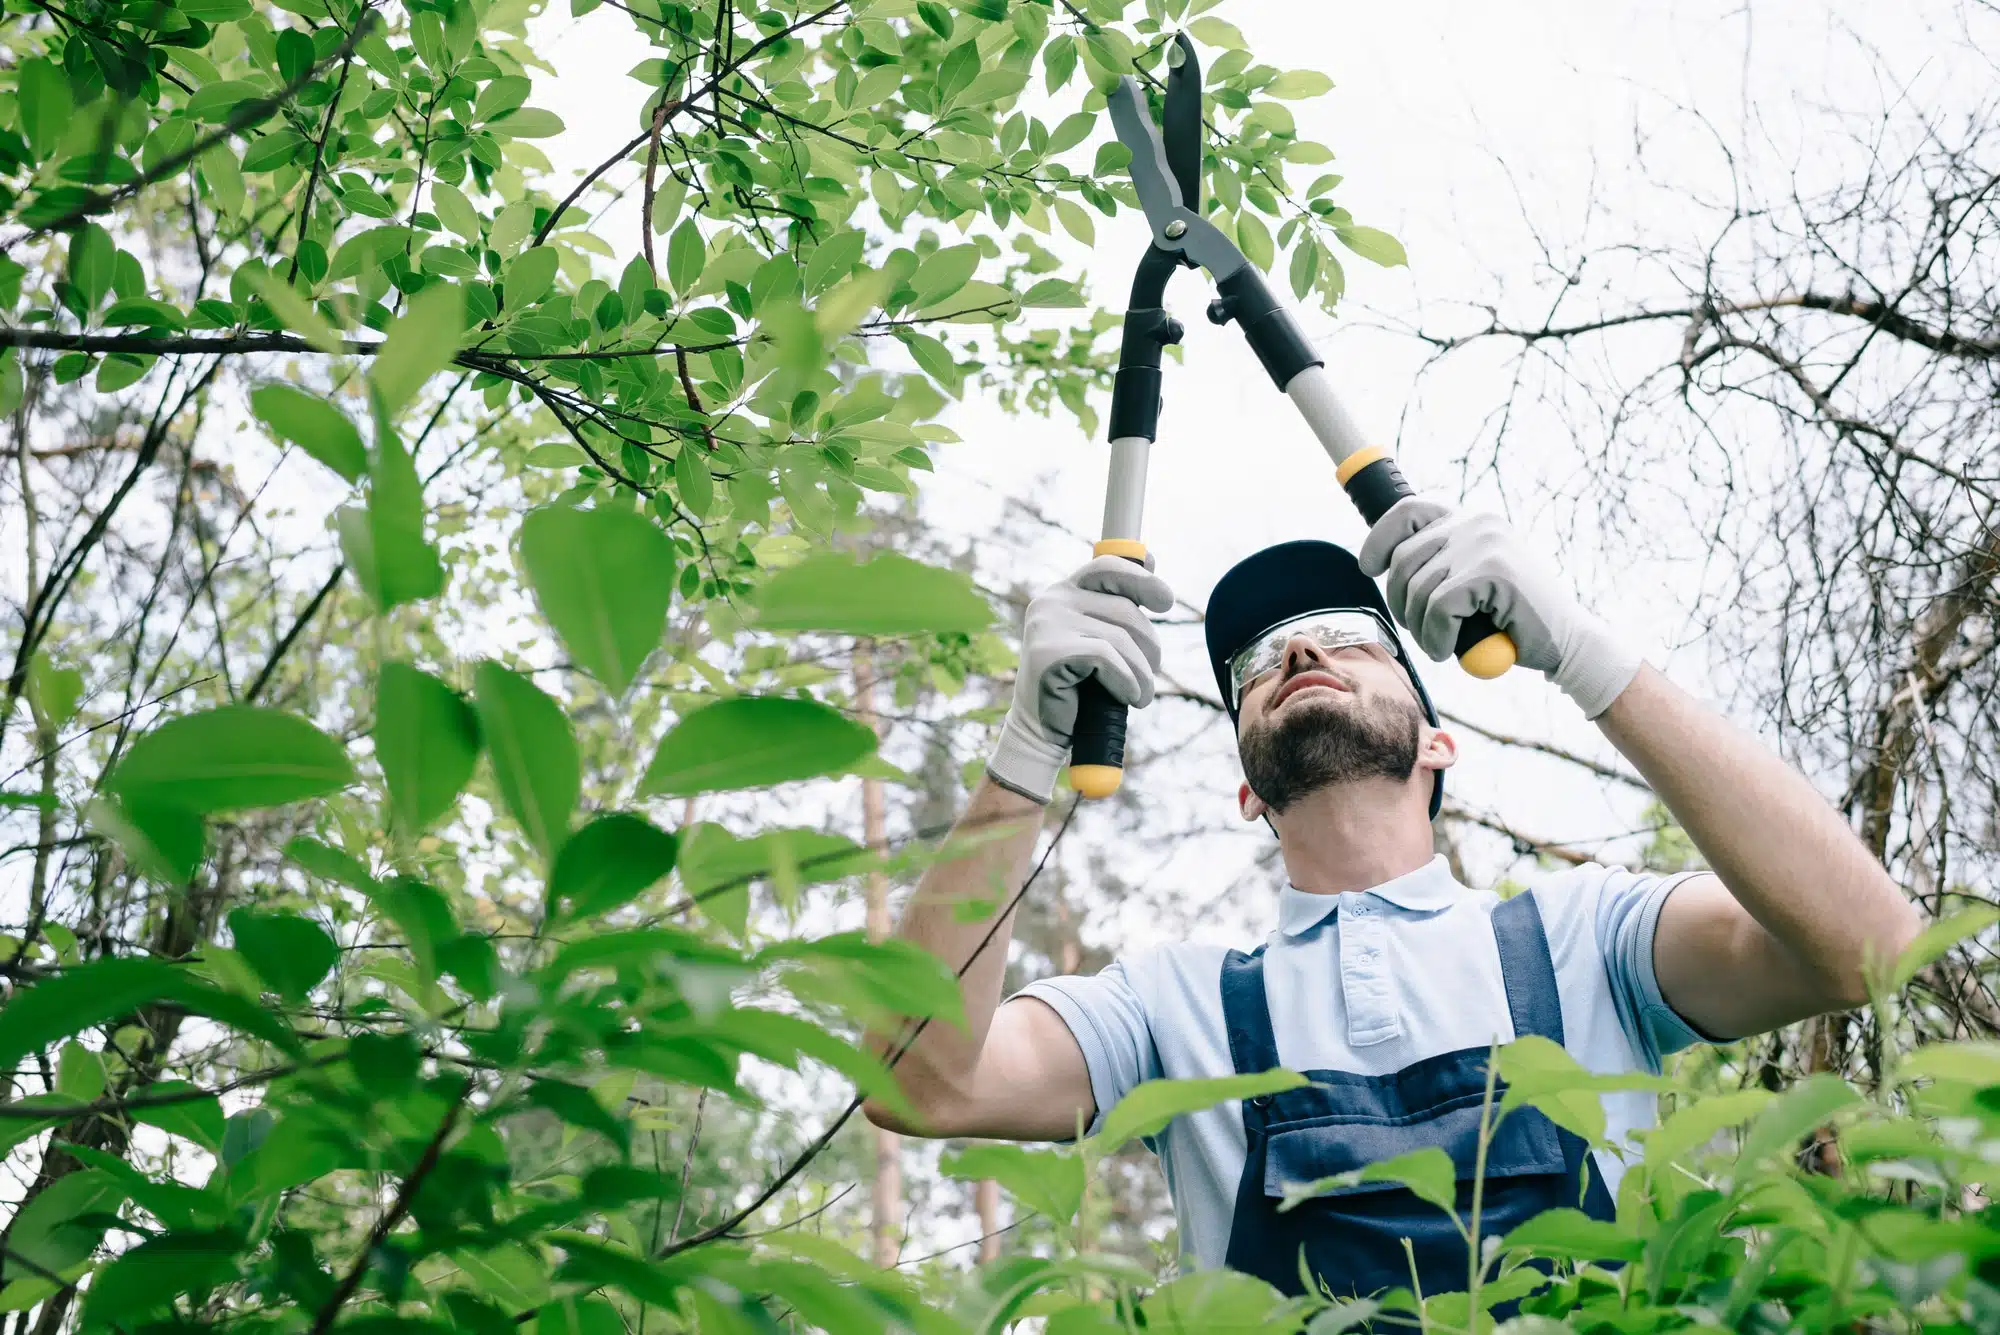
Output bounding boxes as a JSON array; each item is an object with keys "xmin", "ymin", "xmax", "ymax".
[{"xmin": 1276, "ymin": 855, "xmax": 1464, "ymax": 936}]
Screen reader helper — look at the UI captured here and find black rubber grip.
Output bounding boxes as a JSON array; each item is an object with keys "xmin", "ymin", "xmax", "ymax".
[
  {"xmin": 1069, "ymin": 675, "xmax": 1128, "ymax": 775},
  {"xmin": 1342, "ymin": 453, "xmax": 1511, "ymax": 672}
]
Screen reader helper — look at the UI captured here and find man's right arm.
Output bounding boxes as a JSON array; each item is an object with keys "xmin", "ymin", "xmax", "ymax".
[
  {"xmin": 861, "ymin": 777, "xmax": 1097, "ymax": 1142},
  {"xmin": 861, "ymin": 556, "xmax": 1174, "ymax": 1142}
]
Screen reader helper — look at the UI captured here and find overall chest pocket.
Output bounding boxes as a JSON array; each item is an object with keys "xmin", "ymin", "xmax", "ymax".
[{"xmin": 1263, "ymin": 1099, "xmax": 1569, "ymax": 1201}]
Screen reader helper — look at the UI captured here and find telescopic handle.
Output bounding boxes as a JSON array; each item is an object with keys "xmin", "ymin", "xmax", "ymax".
[
  {"xmin": 1334, "ymin": 448, "xmax": 1516, "ymax": 679},
  {"xmin": 1280, "ymin": 361, "xmax": 1518, "ymax": 680},
  {"xmin": 1068, "ymin": 538, "xmax": 1148, "ymax": 799}
]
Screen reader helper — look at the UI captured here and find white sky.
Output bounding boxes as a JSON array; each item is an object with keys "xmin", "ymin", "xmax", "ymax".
[{"xmin": 530, "ymin": 0, "xmax": 1970, "ymax": 946}]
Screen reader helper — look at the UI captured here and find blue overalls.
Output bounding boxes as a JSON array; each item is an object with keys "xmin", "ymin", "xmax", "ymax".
[{"xmin": 1219, "ymin": 892, "xmax": 1616, "ymax": 1301}]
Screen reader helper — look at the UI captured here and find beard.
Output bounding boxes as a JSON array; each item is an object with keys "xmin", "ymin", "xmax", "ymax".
[{"xmin": 1237, "ymin": 672, "xmax": 1424, "ymax": 814}]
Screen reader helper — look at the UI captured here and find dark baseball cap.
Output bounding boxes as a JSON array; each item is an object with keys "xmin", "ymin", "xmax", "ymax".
[{"xmin": 1204, "ymin": 539, "xmax": 1443, "ymax": 819}]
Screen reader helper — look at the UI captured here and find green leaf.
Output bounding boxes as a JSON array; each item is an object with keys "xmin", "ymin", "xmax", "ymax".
[
  {"xmin": 506, "ymin": 246, "xmax": 560, "ymax": 308},
  {"xmin": 940, "ymin": 1144, "xmax": 1084, "ymax": 1223},
  {"xmin": 802, "ymin": 230, "xmax": 866, "ymax": 296},
  {"xmin": 375, "ymin": 662, "xmax": 482, "ymax": 833},
  {"xmin": 67, "ymin": 224, "xmax": 115, "ymax": 311},
  {"xmin": 935, "ymin": 38, "xmax": 980, "ymax": 105},
  {"xmin": 251, "ymin": 272, "xmax": 348, "ymax": 354},
  {"xmin": 754, "ymin": 551, "xmax": 991, "ymax": 635},
  {"xmin": 1279, "ymin": 1145, "xmax": 1458, "ymax": 1219},
  {"xmin": 81, "ymin": 1230, "xmax": 240, "ymax": 1326},
  {"xmin": 1045, "ymin": 111, "xmax": 1096, "ymax": 155},
  {"xmin": 473, "ymin": 662, "xmax": 579, "ymax": 858},
  {"xmin": 1643, "ymin": 1088, "xmax": 1773, "ymax": 1175},
  {"xmin": 4, "ymin": 1169, "xmax": 126, "ymax": 1284},
  {"xmin": 1054, "ymin": 197, "xmax": 1096, "ymax": 245},
  {"xmin": 1186, "ymin": 15, "xmax": 1246, "ymax": 48},
  {"xmin": 129, "ymin": 1082, "xmax": 225, "ymax": 1152},
  {"xmin": 227, "ymin": 908, "xmax": 337, "ymax": 1003},
  {"xmin": 547, "ymin": 812, "xmax": 679, "ymax": 921},
  {"xmin": 524, "ymin": 1078, "xmax": 630, "ymax": 1152},
  {"xmin": 371, "ymin": 281, "xmax": 465, "ymax": 415},
  {"xmin": 1891, "ymin": 905, "xmax": 2000, "ymax": 988},
  {"xmin": 431, "ymin": 181, "xmax": 482, "ymax": 240},
  {"xmin": 26, "ymin": 654, "xmax": 82, "ymax": 730},
  {"xmin": 518, "ymin": 505, "xmax": 675, "ymax": 696},
  {"xmin": 366, "ymin": 398, "xmax": 445, "ymax": 609},
  {"xmin": 18, "ymin": 59, "xmax": 73, "ymax": 159},
  {"xmin": 85, "ymin": 795, "xmax": 205, "ymax": 881},
  {"xmin": 675, "ymin": 446, "xmax": 714, "ymax": 519},
  {"xmin": 0, "ymin": 957, "xmax": 180, "ymax": 1073},
  {"xmin": 1235, "ymin": 213, "xmax": 1274, "ymax": 271},
  {"xmin": 907, "ymin": 244, "xmax": 980, "ymax": 308},
  {"xmin": 1289, "ymin": 237, "xmax": 1321, "ymax": 300},
  {"xmin": 1495, "ymin": 1034, "xmax": 1668, "ymax": 1145},
  {"xmin": 667, "ymin": 220, "xmax": 704, "ymax": 296},
  {"xmin": 639, "ymin": 697, "xmax": 877, "ymax": 797},
  {"xmin": 250, "ymin": 383, "xmax": 365, "ymax": 481},
  {"xmin": 1266, "ymin": 69, "xmax": 1335, "ymax": 99},
  {"xmin": 474, "ymin": 75, "xmax": 533, "ymax": 124},
  {"xmin": 1897, "ymin": 1040, "xmax": 2000, "ymax": 1087},
  {"xmin": 1092, "ymin": 1070, "xmax": 1307, "ymax": 1153},
  {"xmin": 491, "ymin": 107, "xmax": 566, "ymax": 138},
  {"xmin": 106, "ymin": 706, "xmax": 353, "ymax": 813},
  {"xmin": 1499, "ymin": 1207, "xmax": 1643, "ymax": 1262},
  {"xmin": 1334, "ymin": 224, "xmax": 1408, "ymax": 268},
  {"xmin": 1735, "ymin": 1073, "xmax": 1858, "ymax": 1173}
]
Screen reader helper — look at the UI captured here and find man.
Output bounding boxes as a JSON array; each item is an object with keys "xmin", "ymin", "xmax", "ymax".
[{"xmin": 863, "ymin": 496, "xmax": 1917, "ymax": 1300}]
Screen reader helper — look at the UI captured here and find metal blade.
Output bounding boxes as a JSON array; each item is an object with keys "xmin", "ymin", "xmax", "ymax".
[{"xmin": 1108, "ymin": 77, "xmax": 1184, "ymax": 234}]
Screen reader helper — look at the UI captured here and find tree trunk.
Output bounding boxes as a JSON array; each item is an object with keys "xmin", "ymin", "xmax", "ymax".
[
  {"xmin": 853, "ymin": 642, "xmax": 903, "ymax": 1269},
  {"xmin": 976, "ymin": 1177, "xmax": 1003, "ymax": 1263}
]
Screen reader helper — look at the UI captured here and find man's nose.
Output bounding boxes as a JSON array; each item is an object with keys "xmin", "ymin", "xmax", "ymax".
[{"xmin": 1282, "ymin": 634, "xmax": 1328, "ymax": 676}]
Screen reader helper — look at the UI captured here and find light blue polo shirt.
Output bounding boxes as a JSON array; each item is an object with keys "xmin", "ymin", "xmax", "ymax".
[{"xmin": 1014, "ymin": 856, "xmax": 1706, "ymax": 1270}]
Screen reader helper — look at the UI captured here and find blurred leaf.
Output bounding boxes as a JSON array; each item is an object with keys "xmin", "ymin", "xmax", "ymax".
[
  {"xmin": 1334, "ymin": 224, "xmax": 1407, "ymax": 268},
  {"xmin": 1279, "ymin": 1145, "xmax": 1458, "ymax": 1219},
  {"xmin": 86, "ymin": 795, "xmax": 205, "ymax": 881},
  {"xmin": 371, "ymin": 282, "xmax": 465, "ymax": 414},
  {"xmin": 26, "ymin": 654, "xmax": 83, "ymax": 730},
  {"xmin": 375, "ymin": 662, "xmax": 483, "ymax": 834},
  {"xmin": 547, "ymin": 813, "xmax": 679, "ymax": 921},
  {"xmin": 250, "ymin": 384, "xmax": 365, "ymax": 481},
  {"xmin": 81, "ymin": 1230, "xmax": 241, "ymax": 1326},
  {"xmin": 940, "ymin": 1143, "xmax": 1084, "ymax": 1223},
  {"xmin": 523, "ymin": 1078, "xmax": 630, "ymax": 1153},
  {"xmin": 365, "ymin": 398, "xmax": 445, "ymax": 609},
  {"xmin": 518, "ymin": 505, "xmax": 675, "ymax": 696},
  {"xmin": 1735, "ymin": 1074, "xmax": 1858, "ymax": 1174},
  {"xmin": 755, "ymin": 551, "xmax": 991, "ymax": 635},
  {"xmin": 1891, "ymin": 905, "xmax": 2000, "ymax": 988},
  {"xmin": 1092, "ymin": 1070, "xmax": 1306, "ymax": 1153},
  {"xmin": 639, "ymin": 697, "xmax": 876, "ymax": 797},
  {"xmin": 106, "ymin": 706, "xmax": 353, "ymax": 813},
  {"xmin": 129, "ymin": 1082, "xmax": 225, "ymax": 1152},
  {"xmin": 227, "ymin": 909, "xmax": 337, "ymax": 1003},
  {"xmin": 1499, "ymin": 1207, "xmax": 1643, "ymax": 1261},
  {"xmin": 473, "ymin": 662, "xmax": 579, "ymax": 858},
  {"xmin": 1644, "ymin": 1089, "xmax": 1773, "ymax": 1175}
]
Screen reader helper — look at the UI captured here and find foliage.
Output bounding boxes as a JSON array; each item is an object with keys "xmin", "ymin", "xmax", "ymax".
[{"xmin": 0, "ymin": 0, "xmax": 1988, "ymax": 1330}]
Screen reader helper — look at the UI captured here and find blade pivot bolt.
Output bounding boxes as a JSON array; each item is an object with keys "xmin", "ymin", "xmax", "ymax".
[{"xmin": 1164, "ymin": 220, "xmax": 1187, "ymax": 239}]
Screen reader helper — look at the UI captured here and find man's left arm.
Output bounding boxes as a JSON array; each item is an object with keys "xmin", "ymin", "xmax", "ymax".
[
  {"xmin": 1360, "ymin": 497, "xmax": 1921, "ymax": 1041},
  {"xmin": 1594, "ymin": 665, "xmax": 1919, "ymax": 1038}
]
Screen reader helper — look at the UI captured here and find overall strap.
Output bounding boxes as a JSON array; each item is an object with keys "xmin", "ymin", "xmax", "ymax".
[
  {"xmin": 1491, "ymin": 892, "xmax": 1565, "ymax": 1045},
  {"xmin": 1220, "ymin": 946, "xmax": 1281, "ymax": 1075}
]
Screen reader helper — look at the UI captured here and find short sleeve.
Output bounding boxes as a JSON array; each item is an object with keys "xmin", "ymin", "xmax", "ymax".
[
  {"xmin": 1013, "ymin": 956, "xmax": 1162, "ymax": 1137},
  {"xmin": 1591, "ymin": 867, "xmax": 1711, "ymax": 1070}
]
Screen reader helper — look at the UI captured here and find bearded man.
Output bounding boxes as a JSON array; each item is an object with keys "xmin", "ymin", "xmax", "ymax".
[{"xmin": 864, "ymin": 498, "xmax": 1917, "ymax": 1301}]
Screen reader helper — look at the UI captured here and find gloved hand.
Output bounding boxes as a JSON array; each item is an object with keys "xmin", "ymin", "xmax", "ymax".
[
  {"xmin": 1357, "ymin": 496, "xmax": 1642, "ymax": 719},
  {"xmin": 988, "ymin": 556, "xmax": 1176, "ymax": 803}
]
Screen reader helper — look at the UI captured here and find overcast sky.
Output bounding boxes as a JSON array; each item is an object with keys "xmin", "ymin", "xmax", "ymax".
[{"xmin": 529, "ymin": 0, "xmax": 1983, "ymax": 944}]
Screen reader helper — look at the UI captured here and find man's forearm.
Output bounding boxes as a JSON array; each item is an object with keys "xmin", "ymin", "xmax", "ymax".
[
  {"xmin": 1597, "ymin": 665, "xmax": 1920, "ymax": 1014},
  {"xmin": 863, "ymin": 776, "xmax": 1045, "ymax": 1128}
]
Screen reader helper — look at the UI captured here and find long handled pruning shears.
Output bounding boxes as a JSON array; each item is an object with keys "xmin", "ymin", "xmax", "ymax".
[{"xmin": 1065, "ymin": 35, "xmax": 1518, "ymax": 800}]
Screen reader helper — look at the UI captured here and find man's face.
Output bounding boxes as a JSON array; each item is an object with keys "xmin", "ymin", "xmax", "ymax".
[{"xmin": 1233, "ymin": 629, "xmax": 1429, "ymax": 814}]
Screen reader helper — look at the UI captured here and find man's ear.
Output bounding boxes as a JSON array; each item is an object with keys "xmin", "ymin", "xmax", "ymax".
[
  {"xmin": 1238, "ymin": 781, "xmax": 1269, "ymax": 822},
  {"xmin": 1418, "ymin": 725, "xmax": 1459, "ymax": 773}
]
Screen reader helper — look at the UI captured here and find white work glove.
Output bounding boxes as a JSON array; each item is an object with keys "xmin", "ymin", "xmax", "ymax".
[
  {"xmin": 988, "ymin": 556, "xmax": 1176, "ymax": 803},
  {"xmin": 1357, "ymin": 496, "xmax": 1642, "ymax": 720}
]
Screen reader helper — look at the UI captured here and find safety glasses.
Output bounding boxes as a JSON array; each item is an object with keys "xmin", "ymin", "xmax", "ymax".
[{"xmin": 1228, "ymin": 608, "xmax": 1406, "ymax": 708}]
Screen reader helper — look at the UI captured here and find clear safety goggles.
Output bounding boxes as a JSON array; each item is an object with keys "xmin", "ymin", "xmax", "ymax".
[{"xmin": 1228, "ymin": 609, "xmax": 1406, "ymax": 708}]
